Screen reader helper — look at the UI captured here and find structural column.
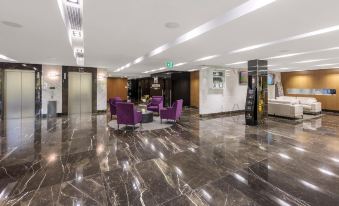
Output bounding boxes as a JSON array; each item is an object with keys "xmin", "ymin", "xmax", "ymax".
[{"xmin": 245, "ymin": 59, "xmax": 268, "ymax": 126}]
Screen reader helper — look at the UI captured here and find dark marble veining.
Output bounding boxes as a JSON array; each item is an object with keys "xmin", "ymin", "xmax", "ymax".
[{"xmin": 1, "ymin": 109, "xmax": 339, "ymax": 205}]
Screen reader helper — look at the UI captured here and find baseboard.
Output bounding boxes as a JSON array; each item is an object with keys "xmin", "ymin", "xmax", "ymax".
[
  {"xmin": 322, "ymin": 109, "xmax": 339, "ymax": 113},
  {"xmin": 41, "ymin": 113, "xmax": 63, "ymax": 118},
  {"xmin": 96, "ymin": 110, "xmax": 107, "ymax": 114},
  {"xmin": 199, "ymin": 110, "xmax": 245, "ymax": 118}
]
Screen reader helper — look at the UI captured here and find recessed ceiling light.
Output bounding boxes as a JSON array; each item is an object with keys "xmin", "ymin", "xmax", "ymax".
[
  {"xmin": 188, "ymin": 69, "xmax": 198, "ymax": 72},
  {"xmin": 165, "ymin": 22, "xmax": 180, "ymax": 29},
  {"xmin": 232, "ymin": 25, "xmax": 339, "ymax": 53},
  {"xmin": 1, "ymin": 21, "xmax": 23, "ymax": 28},
  {"xmin": 195, "ymin": 55, "xmax": 219, "ymax": 62}
]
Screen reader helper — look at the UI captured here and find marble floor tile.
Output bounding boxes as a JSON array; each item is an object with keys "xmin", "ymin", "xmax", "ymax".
[{"xmin": 1, "ymin": 109, "xmax": 339, "ymax": 205}]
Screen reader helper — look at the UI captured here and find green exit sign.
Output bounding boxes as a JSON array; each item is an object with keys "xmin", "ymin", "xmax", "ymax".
[{"xmin": 165, "ymin": 61, "xmax": 174, "ymax": 69}]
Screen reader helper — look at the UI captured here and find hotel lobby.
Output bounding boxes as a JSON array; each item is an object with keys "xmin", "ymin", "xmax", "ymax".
[{"xmin": 1, "ymin": 0, "xmax": 339, "ymax": 205}]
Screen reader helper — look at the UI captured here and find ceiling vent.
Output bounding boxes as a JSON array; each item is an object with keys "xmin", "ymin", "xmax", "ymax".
[
  {"xmin": 58, "ymin": 0, "xmax": 84, "ymax": 66},
  {"xmin": 66, "ymin": 5, "xmax": 82, "ymax": 31}
]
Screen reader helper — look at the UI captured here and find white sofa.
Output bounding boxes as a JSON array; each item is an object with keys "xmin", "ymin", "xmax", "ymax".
[
  {"xmin": 276, "ymin": 96, "xmax": 322, "ymax": 114},
  {"xmin": 268, "ymin": 100, "xmax": 303, "ymax": 119}
]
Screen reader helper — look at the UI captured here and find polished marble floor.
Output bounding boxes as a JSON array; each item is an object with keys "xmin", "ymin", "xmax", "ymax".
[{"xmin": 1, "ymin": 109, "xmax": 339, "ymax": 205}]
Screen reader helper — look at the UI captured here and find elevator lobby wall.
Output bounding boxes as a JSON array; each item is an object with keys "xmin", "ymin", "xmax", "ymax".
[{"xmin": 1, "ymin": 62, "xmax": 108, "ymax": 118}]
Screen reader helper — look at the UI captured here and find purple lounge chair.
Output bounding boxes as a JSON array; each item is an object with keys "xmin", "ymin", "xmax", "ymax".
[
  {"xmin": 116, "ymin": 102, "xmax": 142, "ymax": 129},
  {"xmin": 109, "ymin": 97, "xmax": 122, "ymax": 119},
  {"xmin": 160, "ymin": 99, "xmax": 183, "ymax": 124},
  {"xmin": 147, "ymin": 96, "xmax": 164, "ymax": 114}
]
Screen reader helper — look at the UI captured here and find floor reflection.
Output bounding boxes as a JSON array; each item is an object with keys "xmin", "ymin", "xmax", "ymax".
[{"xmin": 0, "ymin": 110, "xmax": 339, "ymax": 205}]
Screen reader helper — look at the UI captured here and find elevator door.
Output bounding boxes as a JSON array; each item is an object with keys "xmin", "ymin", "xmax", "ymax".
[
  {"xmin": 4, "ymin": 70, "xmax": 35, "ymax": 119},
  {"xmin": 68, "ymin": 72, "xmax": 92, "ymax": 114}
]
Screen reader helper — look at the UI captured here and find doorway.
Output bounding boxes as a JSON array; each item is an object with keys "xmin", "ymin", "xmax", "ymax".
[
  {"xmin": 4, "ymin": 70, "xmax": 35, "ymax": 119},
  {"xmin": 68, "ymin": 72, "xmax": 92, "ymax": 114}
]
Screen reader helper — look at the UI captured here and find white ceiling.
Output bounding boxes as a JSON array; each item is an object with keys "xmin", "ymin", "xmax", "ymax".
[{"xmin": 1, "ymin": 0, "xmax": 339, "ymax": 75}]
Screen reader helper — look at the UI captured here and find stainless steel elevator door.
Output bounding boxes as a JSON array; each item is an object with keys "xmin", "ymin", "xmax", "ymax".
[
  {"xmin": 4, "ymin": 70, "xmax": 35, "ymax": 119},
  {"xmin": 68, "ymin": 72, "xmax": 92, "ymax": 114}
]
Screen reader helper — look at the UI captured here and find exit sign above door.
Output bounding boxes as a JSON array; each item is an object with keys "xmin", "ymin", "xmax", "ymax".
[{"xmin": 165, "ymin": 61, "xmax": 174, "ymax": 69}]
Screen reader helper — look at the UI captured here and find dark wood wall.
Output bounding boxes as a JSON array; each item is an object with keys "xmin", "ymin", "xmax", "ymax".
[
  {"xmin": 171, "ymin": 72, "xmax": 190, "ymax": 107},
  {"xmin": 281, "ymin": 69, "xmax": 339, "ymax": 111},
  {"xmin": 107, "ymin": 77, "xmax": 128, "ymax": 101},
  {"xmin": 138, "ymin": 78, "xmax": 151, "ymax": 98},
  {"xmin": 190, "ymin": 71, "xmax": 199, "ymax": 108}
]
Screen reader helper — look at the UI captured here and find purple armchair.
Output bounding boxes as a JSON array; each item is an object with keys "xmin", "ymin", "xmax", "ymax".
[
  {"xmin": 116, "ymin": 102, "xmax": 142, "ymax": 129},
  {"xmin": 147, "ymin": 96, "xmax": 164, "ymax": 114},
  {"xmin": 109, "ymin": 97, "xmax": 122, "ymax": 119},
  {"xmin": 160, "ymin": 99, "xmax": 183, "ymax": 123}
]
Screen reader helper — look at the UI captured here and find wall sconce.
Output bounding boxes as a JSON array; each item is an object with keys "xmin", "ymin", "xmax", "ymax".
[
  {"xmin": 98, "ymin": 73, "xmax": 107, "ymax": 81},
  {"xmin": 48, "ymin": 71, "xmax": 59, "ymax": 80}
]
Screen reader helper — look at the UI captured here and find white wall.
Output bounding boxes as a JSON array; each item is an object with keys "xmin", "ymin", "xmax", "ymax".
[
  {"xmin": 41, "ymin": 65, "xmax": 62, "ymax": 114},
  {"xmin": 97, "ymin": 69, "xmax": 107, "ymax": 111},
  {"xmin": 199, "ymin": 68, "xmax": 247, "ymax": 115}
]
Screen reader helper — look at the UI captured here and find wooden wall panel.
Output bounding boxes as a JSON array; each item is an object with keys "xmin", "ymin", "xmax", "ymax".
[
  {"xmin": 107, "ymin": 78, "xmax": 128, "ymax": 101},
  {"xmin": 281, "ymin": 69, "xmax": 339, "ymax": 111},
  {"xmin": 190, "ymin": 71, "xmax": 199, "ymax": 108}
]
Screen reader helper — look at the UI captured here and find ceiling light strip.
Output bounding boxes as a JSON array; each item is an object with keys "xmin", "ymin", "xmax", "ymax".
[
  {"xmin": 0, "ymin": 54, "xmax": 16, "ymax": 62},
  {"xmin": 232, "ymin": 25, "xmax": 339, "ymax": 53},
  {"xmin": 57, "ymin": 0, "xmax": 84, "ymax": 66},
  {"xmin": 265, "ymin": 46, "xmax": 339, "ymax": 60},
  {"xmin": 115, "ymin": 0, "xmax": 277, "ymax": 72}
]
